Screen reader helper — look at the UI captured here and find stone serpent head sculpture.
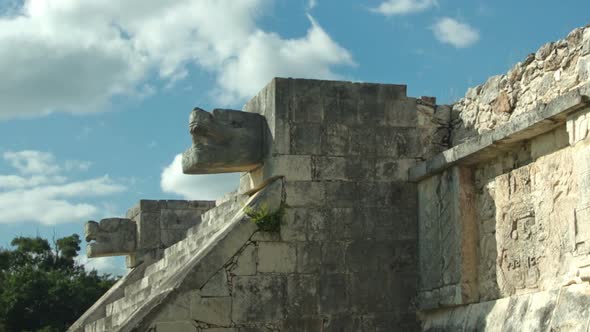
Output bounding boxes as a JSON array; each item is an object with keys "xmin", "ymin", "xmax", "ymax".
[
  {"xmin": 85, "ymin": 218, "xmax": 136, "ymax": 258},
  {"xmin": 182, "ymin": 107, "xmax": 266, "ymax": 174}
]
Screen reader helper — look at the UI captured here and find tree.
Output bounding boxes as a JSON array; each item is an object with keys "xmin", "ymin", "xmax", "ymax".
[{"xmin": 0, "ymin": 234, "xmax": 119, "ymax": 332}]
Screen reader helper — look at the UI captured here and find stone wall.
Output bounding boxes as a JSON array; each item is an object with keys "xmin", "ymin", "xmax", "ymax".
[
  {"xmin": 452, "ymin": 25, "xmax": 590, "ymax": 145},
  {"xmin": 135, "ymin": 78, "xmax": 450, "ymax": 331}
]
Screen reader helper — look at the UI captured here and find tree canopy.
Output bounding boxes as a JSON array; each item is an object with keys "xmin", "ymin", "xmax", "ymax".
[{"xmin": 0, "ymin": 234, "xmax": 119, "ymax": 332}]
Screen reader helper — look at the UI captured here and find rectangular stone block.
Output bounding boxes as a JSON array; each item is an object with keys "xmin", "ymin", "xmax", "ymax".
[
  {"xmin": 139, "ymin": 199, "xmax": 163, "ymax": 212},
  {"xmin": 257, "ymin": 242, "xmax": 296, "ymax": 273},
  {"xmin": 325, "ymin": 181, "xmax": 358, "ymax": 207},
  {"xmin": 323, "ymin": 95, "xmax": 358, "ymax": 127},
  {"xmin": 280, "ymin": 208, "xmax": 307, "ymax": 241},
  {"xmin": 285, "ymin": 181, "xmax": 325, "ymax": 207},
  {"xmin": 416, "ymin": 166, "xmax": 479, "ymax": 308},
  {"xmin": 319, "ymin": 273, "xmax": 349, "ymax": 314},
  {"xmin": 264, "ymin": 155, "xmax": 312, "ymax": 181},
  {"xmin": 160, "ymin": 209, "xmax": 200, "ymax": 230},
  {"xmin": 201, "ymin": 269, "xmax": 230, "ymax": 297},
  {"xmin": 326, "ymin": 208, "xmax": 361, "ymax": 241},
  {"xmin": 190, "ymin": 293, "xmax": 232, "ymax": 326},
  {"xmin": 165, "ymin": 200, "xmax": 188, "ymax": 209},
  {"xmin": 287, "ymin": 274, "xmax": 319, "ymax": 317},
  {"xmin": 312, "ymin": 156, "xmax": 347, "ymax": 181},
  {"xmin": 375, "ymin": 158, "xmax": 416, "ymax": 182},
  {"xmin": 229, "ymin": 243, "xmax": 256, "ymax": 276},
  {"xmin": 289, "ymin": 80, "xmax": 323, "ymax": 124},
  {"xmin": 349, "ymin": 126, "xmax": 377, "ymax": 156},
  {"xmin": 350, "ymin": 271, "xmax": 416, "ymax": 312},
  {"xmin": 306, "ymin": 209, "xmax": 328, "ymax": 241},
  {"xmin": 231, "ymin": 275, "xmax": 286, "ymax": 323},
  {"xmin": 321, "ymin": 123, "xmax": 350, "ymax": 156},
  {"xmin": 137, "ymin": 212, "xmax": 161, "ymax": 249},
  {"xmin": 358, "ymin": 181, "xmax": 417, "ymax": 208},
  {"xmin": 358, "ymin": 98, "xmax": 384, "ymax": 127},
  {"xmin": 385, "ymin": 97, "xmax": 418, "ymax": 127},
  {"xmin": 345, "ymin": 157, "xmax": 376, "ymax": 181},
  {"xmin": 369, "ymin": 207, "xmax": 417, "ymax": 241},
  {"xmin": 291, "ymin": 123, "xmax": 321, "ymax": 155},
  {"xmin": 321, "ymin": 242, "xmax": 347, "ymax": 273},
  {"xmin": 295, "ymin": 241, "xmax": 321, "ymax": 274}
]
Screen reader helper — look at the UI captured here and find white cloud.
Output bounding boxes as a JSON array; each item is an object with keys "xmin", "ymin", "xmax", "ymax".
[
  {"xmin": 432, "ymin": 17, "xmax": 479, "ymax": 48},
  {"xmin": 161, "ymin": 154, "xmax": 239, "ymax": 200},
  {"xmin": 4, "ymin": 150, "xmax": 61, "ymax": 174},
  {"xmin": 308, "ymin": 0, "xmax": 317, "ymax": 10},
  {"xmin": 76, "ymin": 255, "xmax": 127, "ymax": 276},
  {"xmin": 0, "ymin": 174, "xmax": 66, "ymax": 189},
  {"xmin": 371, "ymin": 0, "xmax": 437, "ymax": 16},
  {"xmin": 0, "ymin": 0, "xmax": 353, "ymax": 119},
  {"xmin": 0, "ymin": 150, "xmax": 126, "ymax": 225},
  {"xmin": 216, "ymin": 15, "xmax": 354, "ymax": 104},
  {"xmin": 64, "ymin": 160, "xmax": 92, "ymax": 172}
]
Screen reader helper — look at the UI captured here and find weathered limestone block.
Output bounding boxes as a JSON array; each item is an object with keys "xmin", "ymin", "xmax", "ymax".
[
  {"xmin": 182, "ymin": 107, "xmax": 266, "ymax": 174},
  {"xmin": 417, "ymin": 166, "xmax": 478, "ymax": 310},
  {"xmin": 231, "ymin": 275, "xmax": 286, "ymax": 323},
  {"xmin": 257, "ymin": 242, "xmax": 296, "ymax": 273},
  {"xmin": 229, "ymin": 243, "xmax": 256, "ymax": 276},
  {"xmin": 567, "ymin": 106, "xmax": 590, "ymax": 145},
  {"xmin": 85, "ymin": 218, "xmax": 136, "ymax": 258},
  {"xmin": 190, "ymin": 292, "xmax": 232, "ymax": 326},
  {"xmin": 200, "ymin": 269, "xmax": 230, "ymax": 297}
]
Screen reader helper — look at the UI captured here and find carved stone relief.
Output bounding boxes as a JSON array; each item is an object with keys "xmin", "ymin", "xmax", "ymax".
[{"xmin": 492, "ymin": 148, "xmax": 577, "ymax": 297}]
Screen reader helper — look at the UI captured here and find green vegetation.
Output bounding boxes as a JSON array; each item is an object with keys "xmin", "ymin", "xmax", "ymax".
[
  {"xmin": 245, "ymin": 203, "xmax": 286, "ymax": 232},
  {"xmin": 0, "ymin": 234, "xmax": 119, "ymax": 332}
]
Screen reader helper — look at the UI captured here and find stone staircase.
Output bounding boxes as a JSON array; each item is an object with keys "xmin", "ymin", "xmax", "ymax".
[{"xmin": 82, "ymin": 193, "xmax": 249, "ymax": 332}]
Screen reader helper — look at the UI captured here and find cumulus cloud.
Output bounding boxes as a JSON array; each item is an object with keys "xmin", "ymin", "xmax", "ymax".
[
  {"xmin": 161, "ymin": 154, "xmax": 239, "ymax": 200},
  {"xmin": 432, "ymin": 17, "xmax": 479, "ymax": 48},
  {"xmin": 371, "ymin": 0, "xmax": 437, "ymax": 16},
  {"xmin": 0, "ymin": 150, "xmax": 126, "ymax": 225},
  {"xmin": 76, "ymin": 255, "xmax": 127, "ymax": 276},
  {"xmin": 216, "ymin": 15, "xmax": 354, "ymax": 104},
  {"xmin": 0, "ymin": 0, "xmax": 354, "ymax": 119},
  {"xmin": 4, "ymin": 150, "xmax": 61, "ymax": 174}
]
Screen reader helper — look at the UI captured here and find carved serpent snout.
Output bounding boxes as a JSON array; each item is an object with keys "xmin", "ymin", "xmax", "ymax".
[
  {"xmin": 182, "ymin": 107, "xmax": 266, "ymax": 174},
  {"xmin": 85, "ymin": 218, "xmax": 136, "ymax": 258}
]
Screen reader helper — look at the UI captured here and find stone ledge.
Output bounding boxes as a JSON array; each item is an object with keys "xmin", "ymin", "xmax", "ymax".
[{"xmin": 409, "ymin": 83, "xmax": 590, "ymax": 182}]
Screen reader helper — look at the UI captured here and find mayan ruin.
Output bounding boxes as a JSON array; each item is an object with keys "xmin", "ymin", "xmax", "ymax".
[{"xmin": 69, "ymin": 24, "xmax": 590, "ymax": 331}]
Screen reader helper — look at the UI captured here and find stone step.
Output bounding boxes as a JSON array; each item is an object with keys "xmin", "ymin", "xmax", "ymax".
[
  {"xmin": 107, "ymin": 287, "xmax": 150, "ymax": 317},
  {"xmin": 124, "ymin": 274, "xmax": 151, "ymax": 297},
  {"xmin": 92, "ymin": 194, "xmax": 250, "ymax": 331},
  {"xmin": 84, "ymin": 316, "xmax": 111, "ymax": 332},
  {"xmin": 143, "ymin": 256, "xmax": 167, "ymax": 277},
  {"xmin": 110, "ymin": 303, "xmax": 140, "ymax": 329},
  {"xmin": 215, "ymin": 190, "xmax": 238, "ymax": 206}
]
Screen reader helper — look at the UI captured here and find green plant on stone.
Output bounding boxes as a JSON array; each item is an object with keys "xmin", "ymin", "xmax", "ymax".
[{"xmin": 244, "ymin": 203, "xmax": 285, "ymax": 232}]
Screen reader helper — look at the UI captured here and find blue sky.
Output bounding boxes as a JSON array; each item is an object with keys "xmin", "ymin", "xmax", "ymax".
[{"xmin": 0, "ymin": 0, "xmax": 588, "ymax": 274}]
